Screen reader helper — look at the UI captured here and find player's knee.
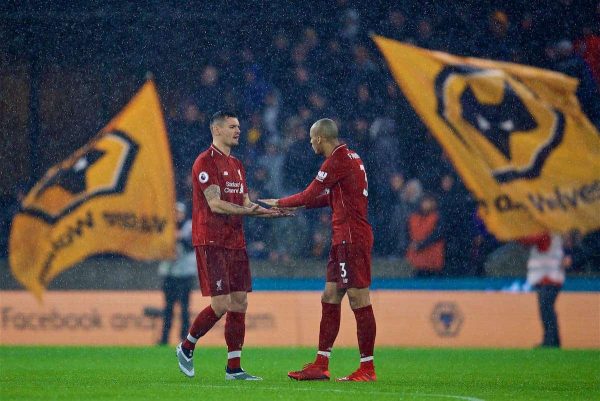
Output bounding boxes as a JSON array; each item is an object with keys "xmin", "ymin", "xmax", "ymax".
[
  {"xmin": 321, "ymin": 289, "xmax": 344, "ymax": 304},
  {"xmin": 210, "ymin": 296, "xmax": 229, "ymax": 317},
  {"xmin": 212, "ymin": 303, "xmax": 228, "ymax": 317},
  {"xmin": 347, "ymin": 290, "xmax": 370, "ymax": 310},
  {"xmin": 227, "ymin": 296, "xmax": 248, "ymax": 313},
  {"xmin": 230, "ymin": 300, "xmax": 248, "ymax": 313}
]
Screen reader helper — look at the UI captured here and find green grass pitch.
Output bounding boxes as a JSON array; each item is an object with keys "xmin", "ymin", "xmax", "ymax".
[{"xmin": 0, "ymin": 346, "xmax": 598, "ymax": 401}]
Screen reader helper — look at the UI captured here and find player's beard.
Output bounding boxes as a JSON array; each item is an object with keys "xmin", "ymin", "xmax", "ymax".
[{"xmin": 227, "ymin": 136, "xmax": 240, "ymax": 148}]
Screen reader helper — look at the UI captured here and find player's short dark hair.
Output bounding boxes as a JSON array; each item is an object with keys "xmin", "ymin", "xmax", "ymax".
[
  {"xmin": 210, "ymin": 111, "xmax": 237, "ymax": 127},
  {"xmin": 311, "ymin": 118, "xmax": 338, "ymax": 140}
]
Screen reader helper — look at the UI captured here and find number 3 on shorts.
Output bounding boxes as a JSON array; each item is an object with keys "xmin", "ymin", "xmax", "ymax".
[{"xmin": 340, "ymin": 262, "xmax": 347, "ymax": 278}]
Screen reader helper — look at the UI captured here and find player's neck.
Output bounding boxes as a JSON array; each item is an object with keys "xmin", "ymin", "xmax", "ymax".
[
  {"xmin": 323, "ymin": 141, "xmax": 341, "ymax": 158},
  {"xmin": 212, "ymin": 141, "xmax": 231, "ymax": 156}
]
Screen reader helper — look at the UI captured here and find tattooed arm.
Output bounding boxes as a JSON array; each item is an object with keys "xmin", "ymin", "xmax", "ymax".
[{"xmin": 203, "ymin": 185, "xmax": 260, "ymax": 215}]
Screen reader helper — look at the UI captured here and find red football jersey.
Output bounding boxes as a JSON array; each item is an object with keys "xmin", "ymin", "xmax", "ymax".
[
  {"xmin": 191, "ymin": 144, "xmax": 247, "ymax": 249},
  {"xmin": 279, "ymin": 144, "xmax": 373, "ymax": 246}
]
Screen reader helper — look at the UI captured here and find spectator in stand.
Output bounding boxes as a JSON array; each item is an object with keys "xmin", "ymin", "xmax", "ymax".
[
  {"xmin": 262, "ymin": 90, "xmax": 282, "ymax": 138},
  {"xmin": 215, "ymin": 47, "xmax": 239, "ymax": 89},
  {"xmin": 519, "ymin": 232, "xmax": 568, "ymax": 348},
  {"xmin": 241, "ymin": 65, "xmax": 272, "ymax": 116},
  {"xmin": 562, "ymin": 230, "xmax": 587, "ymax": 273},
  {"xmin": 321, "ymin": 39, "xmax": 351, "ymax": 95},
  {"xmin": 258, "ymin": 138, "xmax": 286, "ymax": 198},
  {"xmin": 291, "ymin": 43, "xmax": 309, "ymax": 68},
  {"xmin": 471, "ymin": 212, "xmax": 497, "ymax": 277},
  {"xmin": 576, "ymin": 30, "xmax": 600, "ymax": 88},
  {"xmin": 409, "ymin": 132, "xmax": 445, "ymax": 189},
  {"xmin": 268, "ymin": 32, "xmax": 292, "ymax": 90},
  {"xmin": 547, "ymin": 39, "xmax": 600, "ymax": 127},
  {"xmin": 414, "ymin": 19, "xmax": 440, "ymax": 50},
  {"xmin": 515, "ymin": 12, "xmax": 545, "ymax": 65},
  {"xmin": 351, "ymin": 84, "xmax": 380, "ymax": 120},
  {"xmin": 379, "ymin": 9, "xmax": 413, "ymax": 43},
  {"xmin": 240, "ymin": 112, "xmax": 266, "ymax": 165},
  {"xmin": 478, "ymin": 11, "xmax": 517, "ymax": 61},
  {"xmin": 402, "ymin": 178, "xmax": 423, "ymax": 207},
  {"xmin": 369, "ymin": 117, "xmax": 401, "ymax": 192},
  {"xmin": 282, "ymin": 121, "xmax": 320, "ymax": 194},
  {"xmin": 169, "ymin": 101, "xmax": 208, "ymax": 196},
  {"xmin": 307, "ymin": 88, "xmax": 336, "ymax": 121},
  {"xmin": 541, "ymin": 0, "xmax": 583, "ymax": 44},
  {"xmin": 368, "ymin": 117, "xmax": 402, "ymax": 255},
  {"xmin": 406, "ymin": 193, "xmax": 445, "ymax": 277},
  {"xmin": 283, "ymin": 66, "xmax": 315, "ymax": 116},
  {"xmin": 301, "ymin": 27, "xmax": 324, "ymax": 67},
  {"xmin": 349, "ymin": 46, "xmax": 379, "ymax": 88},
  {"xmin": 158, "ymin": 202, "xmax": 197, "ymax": 345},
  {"xmin": 386, "ymin": 173, "xmax": 417, "ymax": 257},
  {"xmin": 347, "ymin": 117, "xmax": 371, "ymax": 157},
  {"xmin": 311, "ymin": 210, "xmax": 332, "ymax": 258},
  {"xmin": 338, "ymin": 8, "xmax": 361, "ymax": 46},
  {"xmin": 437, "ymin": 173, "xmax": 474, "ymax": 276},
  {"xmin": 194, "ymin": 65, "xmax": 222, "ymax": 116}
]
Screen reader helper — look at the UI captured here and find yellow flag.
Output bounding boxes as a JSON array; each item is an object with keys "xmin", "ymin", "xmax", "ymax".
[
  {"xmin": 373, "ymin": 35, "xmax": 600, "ymax": 240},
  {"xmin": 9, "ymin": 80, "xmax": 176, "ymax": 299}
]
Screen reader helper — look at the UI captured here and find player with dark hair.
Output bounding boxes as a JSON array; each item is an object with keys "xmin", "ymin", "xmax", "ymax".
[
  {"xmin": 260, "ymin": 118, "xmax": 377, "ymax": 382},
  {"xmin": 176, "ymin": 111, "xmax": 290, "ymax": 380}
]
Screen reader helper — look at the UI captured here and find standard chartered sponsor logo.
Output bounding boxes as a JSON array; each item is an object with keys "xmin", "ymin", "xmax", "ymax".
[{"xmin": 224, "ymin": 181, "xmax": 243, "ymax": 194}]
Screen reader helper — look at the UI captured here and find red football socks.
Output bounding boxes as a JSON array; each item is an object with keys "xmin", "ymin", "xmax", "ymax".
[
  {"xmin": 225, "ymin": 311, "xmax": 246, "ymax": 370},
  {"xmin": 353, "ymin": 304, "xmax": 376, "ymax": 370},
  {"xmin": 316, "ymin": 302, "xmax": 341, "ymax": 367},
  {"xmin": 182, "ymin": 305, "xmax": 220, "ymax": 350}
]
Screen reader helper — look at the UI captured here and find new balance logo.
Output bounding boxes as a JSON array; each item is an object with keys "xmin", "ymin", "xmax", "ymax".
[{"xmin": 216, "ymin": 279, "xmax": 223, "ymax": 291}]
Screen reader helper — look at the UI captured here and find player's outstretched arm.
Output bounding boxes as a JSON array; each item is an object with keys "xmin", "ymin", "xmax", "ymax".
[
  {"xmin": 257, "ymin": 198, "xmax": 280, "ymax": 207},
  {"xmin": 244, "ymin": 194, "xmax": 294, "ymax": 218},
  {"xmin": 203, "ymin": 185, "xmax": 261, "ymax": 216},
  {"xmin": 262, "ymin": 180, "xmax": 328, "ymax": 209}
]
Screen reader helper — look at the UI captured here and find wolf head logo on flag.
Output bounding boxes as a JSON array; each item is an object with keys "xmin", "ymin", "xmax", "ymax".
[
  {"xmin": 374, "ymin": 35, "xmax": 600, "ymax": 240},
  {"xmin": 9, "ymin": 81, "xmax": 176, "ymax": 300},
  {"xmin": 23, "ymin": 131, "xmax": 139, "ymax": 224},
  {"xmin": 434, "ymin": 65, "xmax": 565, "ymax": 183}
]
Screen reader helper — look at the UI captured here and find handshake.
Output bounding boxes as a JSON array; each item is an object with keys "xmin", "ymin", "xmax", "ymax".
[{"xmin": 247, "ymin": 198, "xmax": 298, "ymax": 218}]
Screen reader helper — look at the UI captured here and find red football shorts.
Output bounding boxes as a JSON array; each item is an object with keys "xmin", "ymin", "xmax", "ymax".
[
  {"xmin": 326, "ymin": 242, "xmax": 372, "ymax": 289},
  {"xmin": 195, "ymin": 246, "xmax": 252, "ymax": 297}
]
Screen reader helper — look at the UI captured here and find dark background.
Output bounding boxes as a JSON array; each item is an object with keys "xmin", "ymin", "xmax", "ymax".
[{"xmin": 1, "ymin": 0, "xmax": 599, "ymax": 277}]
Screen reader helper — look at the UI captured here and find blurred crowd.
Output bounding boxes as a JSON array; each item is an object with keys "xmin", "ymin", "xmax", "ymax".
[
  {"xmin": 165, "ymin": 2, "xmax": 600, "ymax": 275},
  {"xmin": 2, "ymin": 0, "xmax": 600, "ymax": 275}
]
